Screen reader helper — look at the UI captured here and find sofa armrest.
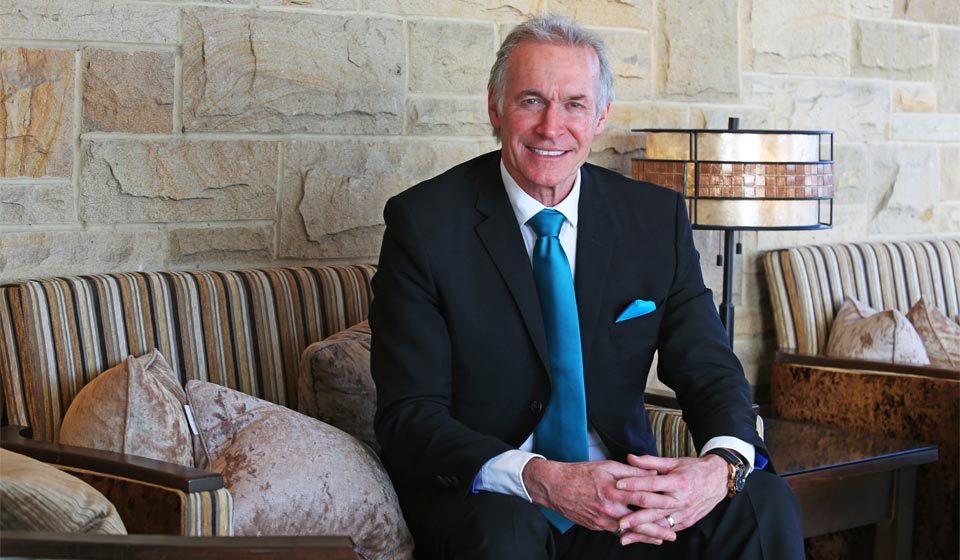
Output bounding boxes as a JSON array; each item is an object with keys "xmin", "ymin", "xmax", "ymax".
[
  {"xmin": 0, "ymin": 531, "xmax": 356, "ymax": 560},
  {"xmin": 1, "ymin": 425, "xmax": 232, "ymax": 536}
]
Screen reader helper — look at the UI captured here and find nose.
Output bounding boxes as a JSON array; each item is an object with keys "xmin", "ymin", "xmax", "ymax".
[{"xmin": 534, "ymin": 104, "xmax": 564, "ymax": 139}]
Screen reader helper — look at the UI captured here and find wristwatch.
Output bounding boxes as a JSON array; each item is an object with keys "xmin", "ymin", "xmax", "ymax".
[{"xmin": 706, "ymin": 448, "xmax": 748, "ymax": 499}]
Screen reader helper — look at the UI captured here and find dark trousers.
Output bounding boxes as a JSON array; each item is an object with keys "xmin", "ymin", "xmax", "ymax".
[{"xmin": 402, "ymin": 470, "xmax": 804, "ymax": 560}]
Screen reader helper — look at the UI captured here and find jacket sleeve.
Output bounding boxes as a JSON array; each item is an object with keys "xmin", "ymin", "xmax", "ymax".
[
  {"xmin": 654, "ymin": 192, "xmax": 768, "ymax": 460},
  {"xmin": 370, "ymin": 195, "xmax": 514, "ymax": 493}
]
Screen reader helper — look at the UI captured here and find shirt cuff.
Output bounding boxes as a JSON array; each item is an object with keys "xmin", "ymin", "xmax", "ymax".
[
  {"xmin": 472, "ymin": 449, "xmax": 544, "ymax": 501},
  {"xmin": 700, "ymin": 436, "xmax": 756, "ymax": 473}
]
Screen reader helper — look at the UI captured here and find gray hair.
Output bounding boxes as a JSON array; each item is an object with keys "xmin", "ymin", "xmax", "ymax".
[{"xmin": 487, "ymin": 14, "xmax": 614, "ymax": 138}]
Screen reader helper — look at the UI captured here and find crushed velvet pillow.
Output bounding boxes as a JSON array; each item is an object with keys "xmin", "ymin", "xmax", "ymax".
[
  {"xmin": 0, "ymin": 449, "xmax": 127, "ymax": 534},
  {"xmin": 59, "ymin": 350, "xmax": 194, "ymax": 467},
  {"xmin": 185, "ymin": 380, "xmax": 414, "ymax": 560},
  {"xmin": 298, "ymin": 320, "xmax": 378, "ymax": 452},
  {"xmin": 826, "ymin": 298, "xmax": 930, "ymax": 365},
  {"xmin": 907, "ymin": 297, "xmax": 960, "ymax": 369}
]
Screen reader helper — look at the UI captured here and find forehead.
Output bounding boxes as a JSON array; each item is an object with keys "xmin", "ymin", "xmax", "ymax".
[{"xmin": 505, "ymin": 41, "xmax": 600, "ymax": 95}]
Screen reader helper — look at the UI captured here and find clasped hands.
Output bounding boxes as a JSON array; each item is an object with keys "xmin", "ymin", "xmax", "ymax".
[{"xmin": 522, "ymin": 453, "xmax": 730, "ymax": 546}]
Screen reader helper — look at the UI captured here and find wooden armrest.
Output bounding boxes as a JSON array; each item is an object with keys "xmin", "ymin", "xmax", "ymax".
[
  {"xmin": 776, "ymin": 351, "xmax": 960, "ymax": 381},
  {"xmin": 0, "ymin": 425, "xmax": 222, "ymax": 493},
  {"xmin": 0, "ymin": 531, "xmax": 357, "ymax": 560}
]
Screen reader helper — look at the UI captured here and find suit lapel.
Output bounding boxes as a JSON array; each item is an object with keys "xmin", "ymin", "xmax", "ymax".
[
  {"xmin": 474, "ymin": 161, "xmax": 551, "ymax": 372},
  {"xmin": 575, "ymin": 166, "xmax": 616, "ymax": 372}
]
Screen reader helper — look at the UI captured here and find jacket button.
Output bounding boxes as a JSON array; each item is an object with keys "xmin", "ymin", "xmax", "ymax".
[{"xmin": 530, "ymin": 400, "xmax": 544, "ymax": 415}]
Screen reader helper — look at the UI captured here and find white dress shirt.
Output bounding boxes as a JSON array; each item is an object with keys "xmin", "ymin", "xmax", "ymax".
[{"xmin": 473, "ymin": 161, "xmax": 755, "ymax": 500}]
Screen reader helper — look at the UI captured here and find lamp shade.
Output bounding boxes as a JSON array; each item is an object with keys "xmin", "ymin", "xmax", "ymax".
[{"xmin": 632, "ymin": 127, "xmax": 834, "ymax": 231}]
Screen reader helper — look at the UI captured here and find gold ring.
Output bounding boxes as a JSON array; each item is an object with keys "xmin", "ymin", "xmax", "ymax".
[{"xmin": 666, "ymin": 515, "xmax": 676, "ymax": 528}]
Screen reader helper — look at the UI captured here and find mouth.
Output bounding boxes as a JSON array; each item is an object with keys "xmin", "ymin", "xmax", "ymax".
[{"xmin": 527, "ymin": 146, "xmax": 570, "ymax": 157}]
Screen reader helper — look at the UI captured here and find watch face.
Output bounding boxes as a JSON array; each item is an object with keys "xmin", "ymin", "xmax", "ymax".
[{"xmin": 732, "ymin": 465, "xmax": 748, "ymax": 493}]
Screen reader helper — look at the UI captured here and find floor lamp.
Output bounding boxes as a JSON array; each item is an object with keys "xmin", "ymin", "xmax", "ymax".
[{"xmin": 632, "ymin": 118, "xmax": 834, "ymax": 347}]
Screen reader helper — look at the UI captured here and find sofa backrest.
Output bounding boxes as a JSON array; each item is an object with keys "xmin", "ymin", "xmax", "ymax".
[
  {"xmin": 763, "ymin": 238, "xmax": 960, "ymax": 355},
  {"xmin": 0, "ymin": 265, "xmax": 375, "ymax": 442}
]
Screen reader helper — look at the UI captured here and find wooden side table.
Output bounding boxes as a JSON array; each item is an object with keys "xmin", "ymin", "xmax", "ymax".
[{"xmin": 764, "ymin": 418, "xmax": 938, "ymax": 560}]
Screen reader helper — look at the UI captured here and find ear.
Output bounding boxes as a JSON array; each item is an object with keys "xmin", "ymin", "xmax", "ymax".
[
  {"xmin": 593, "ymin": 103, "xmax": 611, "ymax": 136},
  {"xmin": 487, "ymin": 90, "xmax": 502, "ymax": 130}
]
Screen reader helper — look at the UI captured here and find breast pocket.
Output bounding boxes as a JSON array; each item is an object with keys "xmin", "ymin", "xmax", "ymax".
[{"xmin": 609, "ymin": 303, "xmax": 664, "ymax": 365}]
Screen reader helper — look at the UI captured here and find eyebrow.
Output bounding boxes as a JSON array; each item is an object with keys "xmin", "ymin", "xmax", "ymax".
[{"xmin": 517, "ymin": 89, "xmax": 591, "ymax": 103}]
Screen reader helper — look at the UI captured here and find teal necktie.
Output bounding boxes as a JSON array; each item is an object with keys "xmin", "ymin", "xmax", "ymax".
[{"xmin": 527, "ymin": 209, "xmax": 589, "ymax": 533}]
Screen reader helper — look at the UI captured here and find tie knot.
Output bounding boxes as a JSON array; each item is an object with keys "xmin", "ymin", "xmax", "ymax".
[{"xmin": 527, "ymin": 209, "xmax": 565, "ymax": 238}]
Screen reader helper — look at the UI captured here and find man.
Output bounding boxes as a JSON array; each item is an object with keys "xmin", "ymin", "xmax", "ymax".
[{"xmin": 370, "ymin": 14, "xmax": 803, "ymax": 559}]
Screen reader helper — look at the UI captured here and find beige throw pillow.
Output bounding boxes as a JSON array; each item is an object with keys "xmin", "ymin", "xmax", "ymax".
[
  {"xmin": 185, "ymin": 379, "xmax": 414, "ymax": 560},
  {"xmin": 298, "ymin": 320, "xmax": 378, "ymax": 452},
  {"xmin": 826, "ymin": 298, "xmax": 930, "ymax": 366},
  {"xmin": 59, "ymin": 350, "xmax": 194, "ymax": 467},
  {"xmin": 0, "ymin": 449, "xmax": 127, "ymax": 534},
  {"xmin": 907, "ymin": 297, "xmax": 960, "ymax": 369}
]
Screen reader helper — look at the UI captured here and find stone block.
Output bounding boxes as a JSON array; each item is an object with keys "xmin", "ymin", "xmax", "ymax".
[
  {"xmin": 0, "ymin": 183, "xmax": 74, "ymax": 225},
  {"xmin": 257, "ymin": 0, "xmax": 354, "ymax": 7},
  {"xmin": 937, "ymin": 29, "xmax": 960, "ymax": 113},
  {"xmin": 891, "ymin": 114, "xmax": 960, "ymax": 142},
  {"xmin": 79, "ymin": 139, "xmax": 277, "ymax": 224},
  {"xmin": 280, "ymin": 139, "xmax": 481, "ymax": 259},
  {"xmin": 168, "ymin": 224, "xmax": 274, "ymax": 266},
  {"xmin": 0, "ymin": 0, "xmax": 178, "ymax": 43},
  {"xmin": 851, "ymin": 0, "xmax": 893, "ymax": 17},
  {"xmin": 182, "ymin": 8, "xmax": 405, "ymax": 134},
  {"xmin": 407, "ymin": 96, "xmax": 491, "ymax": 136},
  {"xmin": 852, "ymin": 19, "xmax": 934, "ymax": 80},
  {"xmin": 1, "ymin": 48, "xmax": 74, "ymax": 178},
  {"xmin": 550, "ymin": 0, "xmax": 653, "ymax": 29},
  {"xmin": 747, "ymin": 0, "xmax": 849, "ymax": 76},
  {"xmin": 360, "ymin": 0, "xmax": 537, "ymax": 18},
  {"xmin": 893, "ymin": 84, "xmax": 937, "ymax": 113},
  {"xmin": 894, "ymin": 0, "xmax": 959, "ymax": 25},
  {"xmin": 868, "ymin": 144, "xmax": 939, "ymax": 235},
  {"xmin": 596, "ymin": 103, "xmax": 688, "ymax": 156},
  {"xmin": 0, "ymin": 229, "xmax": 164, "ymax": 283},
  {"xmin": 940, "ymin": 203, "xmax": 960, "ymax": 232},
  {"xmin": 408, "ymin": 20, "xmax": 495, "ymax": 96},
  {"xmin": 82, "ymin": 49, "xmax": 174, "ymax": 134},
  {"xmin": 599, "ymin": 29, "xmax": 651, "ymax": 102},
  {"xmin": 691, "ymin": 107, "xmax": 773, "ymax": 130},
  {"xmin": 743, "ymin": 76, "xmax": 890, "ymax": 143},
  {"xmin": 657, "ymin": 0, "xmax": 739, "ymax": 101},
  {"xmin": 834, "ymin": 143, "xmax": 869, "ymax": 205},
  {"xmin": 942, "ymin": 145, "xmax": 960, "ymax": 201}
]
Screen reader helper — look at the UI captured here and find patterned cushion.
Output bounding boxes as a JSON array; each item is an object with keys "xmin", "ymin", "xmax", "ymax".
[
  {"xmin": 0, "ymin": 265, "xmax": 375, "ymax": 442},
  {"xmin": 0, "ymin": 448, "xmax": 127, "ymax": 534},
  {"xmin": 59, "ymin": 350, "xmax": 194, "ymax": 466},
  {"xmin": 185, "ymin": 380, "xmax": 413, "ymax": 560},
  {"xmin": 298, "ymin": 320, "xmax": 377, "ymax": 451},
  {"xmin": 907, "ymin": 297, "xmax": 960, "ymax": 369},
  {"xmin": 763, "ymin": 239, "xmax": 960, "ymax": 354},
  {"xmin": 826, "ymin": 299, "xmax": 929, "ymax": 365}
]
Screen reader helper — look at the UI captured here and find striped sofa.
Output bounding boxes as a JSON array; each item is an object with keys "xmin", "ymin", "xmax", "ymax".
[
  {"xmin": 0, "ymin": 263, "xmax": 705, "ymax": 542},
  {"xmin": 0, "ymin": 265, "xmax": 375, "ymax": 536},
  {"xmin": 763, "ymin": 238, "xmax": 960, "ymax": 560}
]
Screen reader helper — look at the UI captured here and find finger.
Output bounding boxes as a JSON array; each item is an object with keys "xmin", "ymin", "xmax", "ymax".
[
  {"xmin": 614, "ymin": 488, "xmax": 680, "ymax": 510},
  {"xmin": 620, "ymin": 523, "xmax": 677, "ymax": 545},
  {"xmin": 626, "ymin": 454, "xmax": 679, "ymax": 473},
  {"xmin": 615, "ymin": 473, "xmax": 681, "ymax": 494},
  {"xmin": 596, "ymin": 460, "xmax": 659, "ymax": 479},
  {"xmin": 617, "ymin": 507, "xmax": 672, "ymax": 529}
]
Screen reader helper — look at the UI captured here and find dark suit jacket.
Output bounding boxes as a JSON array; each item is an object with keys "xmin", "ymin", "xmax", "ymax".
[{"xmin": 370, "ymin": 150, "xmax": 762, "ymax": 505}]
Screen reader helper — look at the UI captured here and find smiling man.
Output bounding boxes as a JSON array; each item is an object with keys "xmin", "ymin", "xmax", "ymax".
[{"xmin": 370, "ymin": 14, "xmax": 803, "ymax": 560}]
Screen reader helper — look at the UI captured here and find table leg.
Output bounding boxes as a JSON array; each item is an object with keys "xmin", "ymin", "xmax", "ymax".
[{"xmin": 873, "ymin": 467, "xmax": 918, "ymax": 560}]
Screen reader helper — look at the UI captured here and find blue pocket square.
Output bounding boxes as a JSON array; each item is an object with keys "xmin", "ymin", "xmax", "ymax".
[{"xmin": 616, "ymin": 299, "xmax": 656, "ymax": 322}]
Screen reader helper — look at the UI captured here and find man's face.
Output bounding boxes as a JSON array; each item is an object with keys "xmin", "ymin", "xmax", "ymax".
[{"xmin": 488, "ymin": 41, "xmax": 610, "ymax": 200}]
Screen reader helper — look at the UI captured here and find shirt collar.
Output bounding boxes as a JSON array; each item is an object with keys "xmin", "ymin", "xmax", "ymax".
[{"xmin": 500, "ymin": 160, "xmax": 581, "ymax": 230}]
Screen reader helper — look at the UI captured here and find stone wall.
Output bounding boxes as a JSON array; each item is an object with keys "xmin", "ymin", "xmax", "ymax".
[{"xmin": 2, "ymin": 0, "xmax": 958, "ymax": 392}]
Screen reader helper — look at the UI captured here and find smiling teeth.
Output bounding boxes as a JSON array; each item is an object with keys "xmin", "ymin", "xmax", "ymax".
[{"xmin": 531, "ymin": 148, "xmax": 564, "ymax": 156}]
